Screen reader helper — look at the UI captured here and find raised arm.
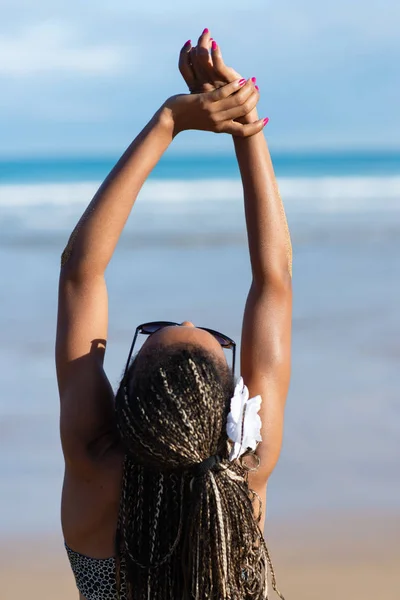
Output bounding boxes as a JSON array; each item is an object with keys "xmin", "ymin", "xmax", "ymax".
[
  {"xmin": 56, "ymin": 107, "xmax": 175, "ymax": 472},
  {"xmin": 180, "ymin": 33, "xmax": 292, "ymax": 500},
  {"xmin": 56, "ymin": 82, "xmax": 265, "ymax": 474},
  {"xmin": 234, "ymin": 117, "xmax": 292, "ymax": 483}
]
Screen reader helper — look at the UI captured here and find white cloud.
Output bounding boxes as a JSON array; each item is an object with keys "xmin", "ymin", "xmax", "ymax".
[{"xmin": 0, "ymin": 21, "xmax": 125, "ymax": 76}]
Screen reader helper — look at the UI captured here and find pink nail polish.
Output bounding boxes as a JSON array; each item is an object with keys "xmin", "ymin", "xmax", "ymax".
[
  {"xmin": 263, "ymin": 117, "xmax": 269, "ymax": 127},
  {"xmin": 184, "ymin": 40, "xmax": 191, "ymax": 47},
  {"xmin": 203, "ymin": 28, "xmax": 209, "ymax": 34},
  {"xmin": 251, "ymin": 77, "xmax": 257, "ymax": 83},
  {"xmin": 239, "ymin": 78, "xmax": 246, "ymax": 86},
  {"xmin": 255, "ymin": 85, "xmax": 259, "ymax": 91},
  {"xmin": 212, "ymin": 41, "xmax": 217, "ymax": 50}
]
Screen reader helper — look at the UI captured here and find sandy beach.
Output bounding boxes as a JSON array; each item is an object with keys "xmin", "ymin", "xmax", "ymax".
[{"xmin": 1, "ymin": 511, "xmax": 399, "ymax": 600}]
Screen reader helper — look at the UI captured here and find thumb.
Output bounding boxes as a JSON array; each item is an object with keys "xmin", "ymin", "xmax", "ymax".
[
  {"xmin": 211, "ymin": 40, "xmax": 241, "ymax": 81},
  {"xmin": 224, "ymin": 117, "xmax": 269, "ymax": 138}
]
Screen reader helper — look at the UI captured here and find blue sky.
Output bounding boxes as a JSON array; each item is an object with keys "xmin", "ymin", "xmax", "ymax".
[{"xmin": 1, "ymin": 0, "xmax": 399, "ymax": 156}]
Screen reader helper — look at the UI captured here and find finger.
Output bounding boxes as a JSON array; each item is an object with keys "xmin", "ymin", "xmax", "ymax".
[
  {"xmin": 179, "ymin": 40, "xmax": 196, "ymax": 91},
  {"xmin": 223, "ymin": 118, "xmax": 269, "ymax": 138},
  {"xmin": 213, "ymin": 78, "xmax": 257, "ymax": 114},
  {"xmin": 198, "ymin": 28, "xmax": 212, "ymax": 56},
  {"xmin": 210, "ymin": 40, "xmax": 239, "ymax": 81},
  {"xmin": 189, "ymin": 46, "xmax": 202, "ymax": 81},
  {"xmin": 194, "ymin": 28, "xmax": 214, "ymax": 80},
  {"xmin": 218, "ymin": 86, "xmax": 260, "ymax": 122},
  {"xmin": 208, "ymin": 78, "xmax": 248, "ymax": 102}
]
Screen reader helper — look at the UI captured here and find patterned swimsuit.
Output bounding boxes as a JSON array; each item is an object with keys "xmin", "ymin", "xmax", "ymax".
[
  {"xmin": 65, "ymin": 543, "xmax": 126, "ymax": 600},
  {"xmin": 66, "ymin": 543, "xmax": 271, "ymax": 599}
]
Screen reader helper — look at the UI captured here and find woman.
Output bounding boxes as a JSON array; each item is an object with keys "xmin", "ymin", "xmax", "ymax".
[{"xmin": 57, "ymin": 30, "xmax": 292, "ymax": 600}]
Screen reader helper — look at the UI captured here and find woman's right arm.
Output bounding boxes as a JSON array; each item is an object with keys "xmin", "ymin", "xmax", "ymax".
[
  {"xmin": 233, "ymin": 117, "xmax": 293, "ymax": 482},
  {"xmin": 214, "ymin": 35, "xmax": 294, "ymax": 488},
  {"xmin": 180, "ymin": 34, "xmax": 292, "ymax": 503},
  {"xmin": 233, "ymin": 105, "xmax": 292, "ymax": 538}
]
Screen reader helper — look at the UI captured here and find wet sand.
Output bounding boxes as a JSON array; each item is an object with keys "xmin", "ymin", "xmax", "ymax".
[{"xmin": 1, "ymin": 511, "xmax": 399, "ymax": 600}]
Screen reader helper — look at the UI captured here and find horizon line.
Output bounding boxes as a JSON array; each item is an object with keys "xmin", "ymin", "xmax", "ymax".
[{"xmin": 1, "ymin": 147, "xmax": 400, "ymax": 163}]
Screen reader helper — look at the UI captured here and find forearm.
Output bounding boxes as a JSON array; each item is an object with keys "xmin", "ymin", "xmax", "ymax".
[
  {"xmin": 61, "ymin": 105, "xmax": 174, "ymax": 278},
  {"xmin": 233, "ymin": 110, "xmax": 292, "ymax": 284}
]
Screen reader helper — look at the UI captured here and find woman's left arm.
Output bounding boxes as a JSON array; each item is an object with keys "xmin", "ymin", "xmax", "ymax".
[
  {"xmin": 56, "ymin": 108, "xmax": 175, "ymax": 473},
  {"xmin": 57, "ymin": 84, "xmax": 264, "ymax": 474}
]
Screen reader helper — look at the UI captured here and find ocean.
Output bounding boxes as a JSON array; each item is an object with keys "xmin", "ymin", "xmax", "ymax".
[{"xmin": 1, "ymin": 150, "xmax": 400, "ymax": 535}]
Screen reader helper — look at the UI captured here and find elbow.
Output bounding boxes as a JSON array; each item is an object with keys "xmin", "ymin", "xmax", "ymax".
[
  {"xmin": 59, "ymin": 255, "xmax": 102, "ymax": 284},
  {"xmin": 60, "ymin": 250, "xmax": 84, "ymax": 282},
  {"xmin": 60, "ymin": 243, "xmax": 105, "ymax": 282},
  {"xmin": 251, "ymin": 244, "xmax": 293, "ymax": 290},
  {"xmin": 253, "ymin": 264, "xmax": 292, "ymax": 293}
]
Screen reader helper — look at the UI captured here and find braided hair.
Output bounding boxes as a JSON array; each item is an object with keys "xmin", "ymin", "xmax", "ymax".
[{"xmin": 115, "ymin": 341, "xmax": 283, "ymax": 600}]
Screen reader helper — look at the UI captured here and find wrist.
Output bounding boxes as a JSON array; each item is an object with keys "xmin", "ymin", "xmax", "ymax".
[
  {"xmin": 156, "ymin": 102, "xmax": 177, "ymax": 138},
  {"xmin": 161, "ymin": 95, "xmax": 188, "ymax": 138}
]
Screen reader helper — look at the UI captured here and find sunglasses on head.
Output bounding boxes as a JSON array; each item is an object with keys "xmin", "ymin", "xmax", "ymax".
[{"xmin": 123, "ymin": 321, "xmax": 236, "ymax": 378}]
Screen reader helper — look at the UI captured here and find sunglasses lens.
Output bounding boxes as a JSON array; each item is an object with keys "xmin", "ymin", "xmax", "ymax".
[
  {"xmin": 141, "ymin": 323, "xmax": 164, "ymax": 334},
  {"xmin": 212, "ymin": 333, "xmax": 231, "ymax": 347},
  {"xmin": 141, "ymin": 322, "xmax": 175, "ymax": 334}
]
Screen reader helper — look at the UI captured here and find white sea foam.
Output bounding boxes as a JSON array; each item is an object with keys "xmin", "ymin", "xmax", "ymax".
[{"xmin": 0, "ymin": 176, "xmax": 400, "ymax": 213}]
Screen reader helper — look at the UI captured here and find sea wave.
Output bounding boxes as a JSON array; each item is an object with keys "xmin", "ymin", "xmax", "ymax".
[{"xmin": 0, "ymin": 176, "xmax": 400, "ymax": 213}]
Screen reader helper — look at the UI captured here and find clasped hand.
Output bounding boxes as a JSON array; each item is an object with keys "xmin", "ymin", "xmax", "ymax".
[{"xmin": 164, "ymin": 29, "xmax": 266, "ymax": 138}]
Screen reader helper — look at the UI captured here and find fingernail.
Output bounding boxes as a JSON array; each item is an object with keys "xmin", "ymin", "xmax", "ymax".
[
  {"xmin": 184, "ymin": 40, "xmax": 191, "ymax": 47},
  {"xmin": 212, "ymin": 41, "xmax": 218, "ymax": 50},
  {"xmin": 203, "ymin": 28, "xmax": 209, "ymax": 34},
  {"xmin": 251, "ymin": 77, "xmax": 257, "ymax": 83},
  {"xmin": 263, "ymin": 117, "xmax": 269, "ymax": 127},
  {"xmin": 255, "ymin": 85, "xmax": 259, "ymax": 91},
  {"xmin": 239, "ymin": 78, "xmax": 246, "ymax": 86}
]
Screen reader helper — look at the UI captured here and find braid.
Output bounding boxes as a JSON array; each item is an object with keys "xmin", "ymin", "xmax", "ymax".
[{"xmin": 115, "ymin": 342, "xmax": 284, "ymax": 599}]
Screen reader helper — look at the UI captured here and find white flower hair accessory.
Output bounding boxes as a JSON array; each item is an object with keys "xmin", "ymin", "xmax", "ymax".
[{"xmin": 226, "ymin": 377, "xmax": 262, "ymax": 461}]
